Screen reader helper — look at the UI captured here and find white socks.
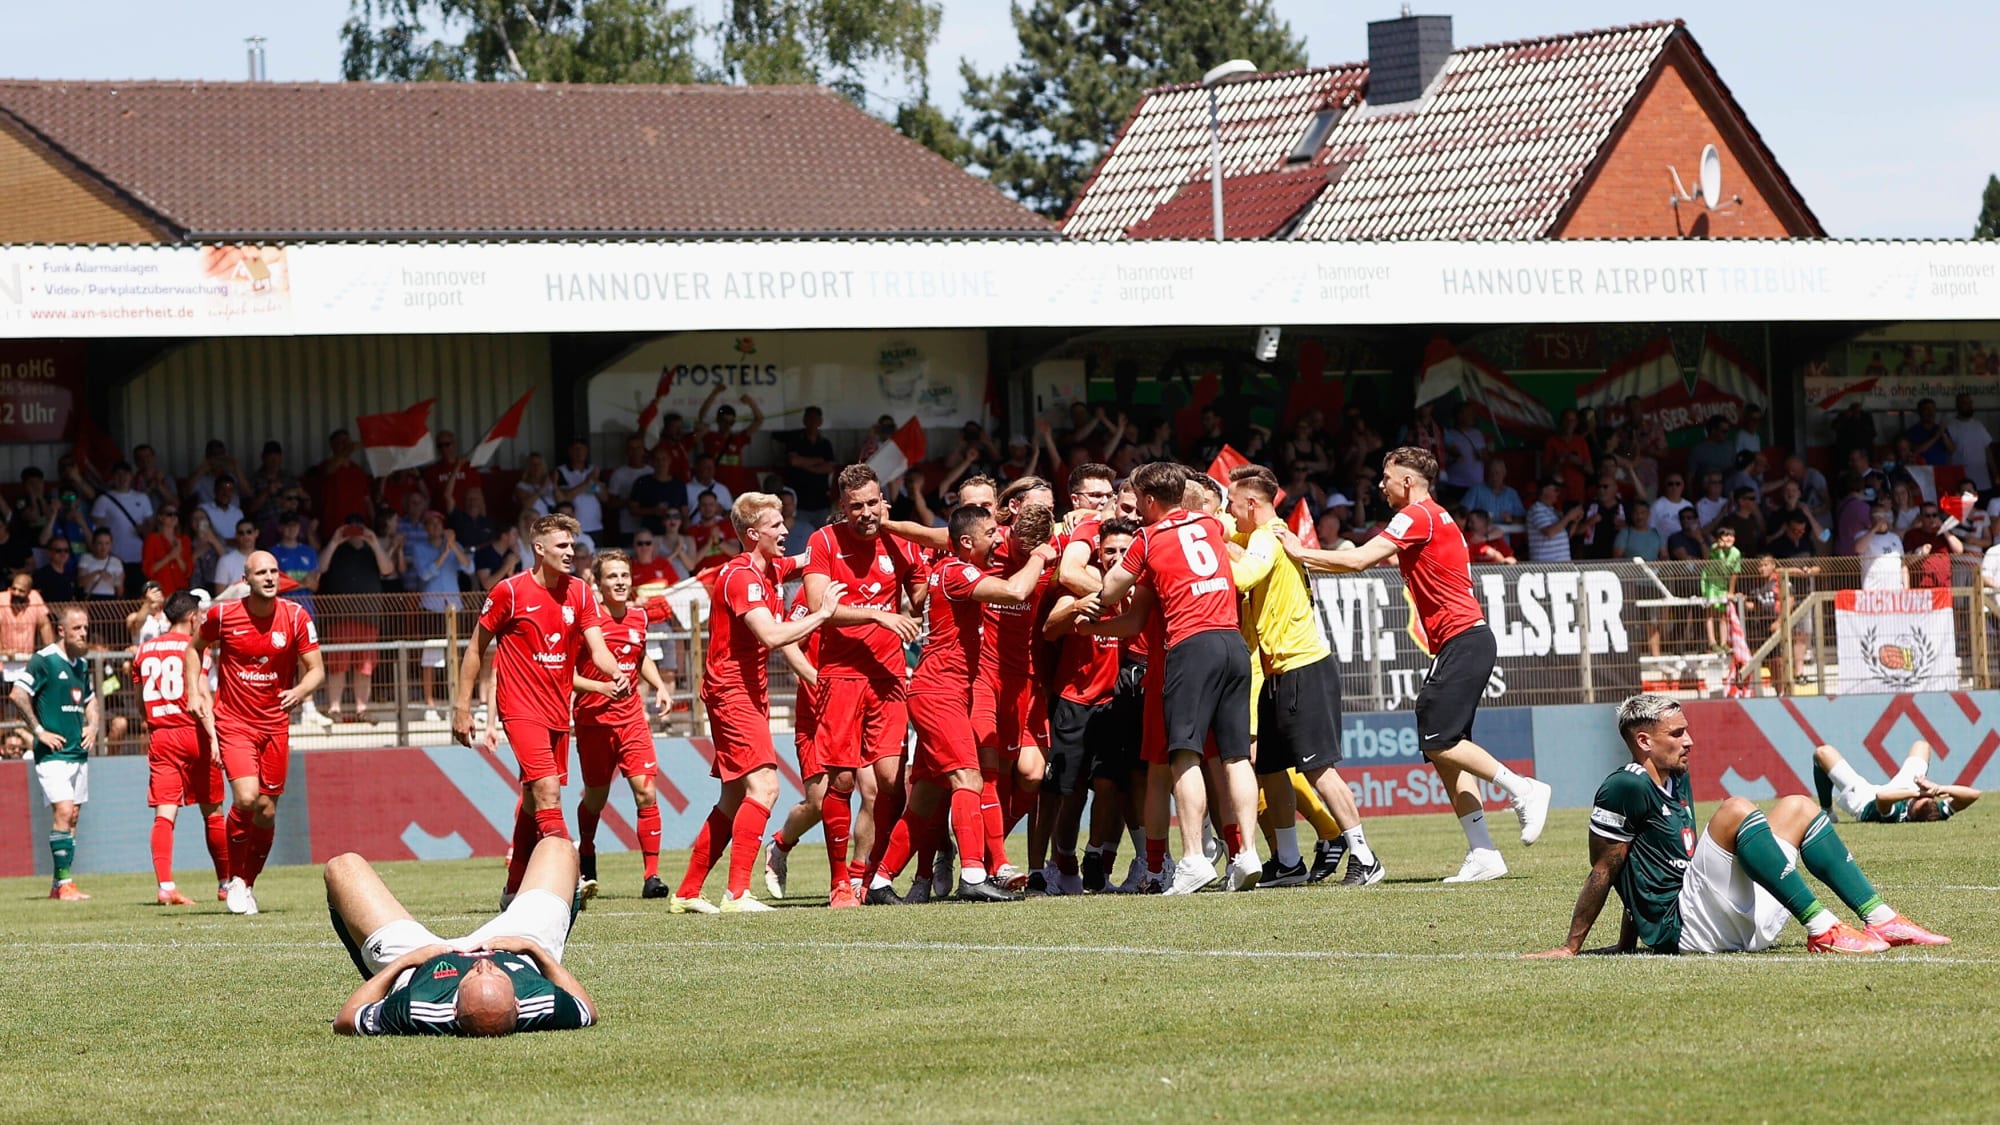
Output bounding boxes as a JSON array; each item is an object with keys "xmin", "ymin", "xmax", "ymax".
[
  {"xmin": 1275, "ymin": 827, "xmax": 1301, "ymax": 867},
  {"xmin": 1343, "ymin": 826, "xmax": 1376, "ymax": 867},
  {"xmin": 1805, "ymin": 911, "xmax": 1838, "ymax": 937},
  {"xmin": 1864, "ymin": 903, "xmax": 1896, "ymax": 926},
  {"xmin": 1491, "ymin": 766, "xmax": 1533, "ymax": 803},
  {"xmin": 1459, "ymin": 809, "xmax": 1496, "ymax": 852},
  {"xmin": 960, "ymin": 866, "xmax": 988, "ymax": 885}
]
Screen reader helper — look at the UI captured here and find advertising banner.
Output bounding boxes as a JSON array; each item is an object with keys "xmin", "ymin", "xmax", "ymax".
[
  {"xmin": 1833, "ymin": 587, "xmax": 1958, "ymax": 695},
  {"xmin": 0, "ymin": 339, "xmax": 84, "ymax": 441}
]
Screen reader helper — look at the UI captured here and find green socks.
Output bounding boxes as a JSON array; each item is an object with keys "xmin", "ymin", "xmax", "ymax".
[
  {"xmin": 1732, "ymin": 812, "xmax": 1825, "ymax": 925},
  {"xmin": 1812, "ymin": 761, "xmax": 1833, "ymax": 812},
  {"xmin": 1798, "ymin": 813, "xmax": 1886, "ymax": 919},
  {"xmin": 48, "ymin": 831, "xmax": 75, "ymax": 884}
]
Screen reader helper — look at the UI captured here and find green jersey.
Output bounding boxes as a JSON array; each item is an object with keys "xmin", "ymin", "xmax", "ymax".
[
  {"xmin": 355, "ymin": 952, "xmax": 592, "ymax": 1036},
  {"xmin": 1699, "ymin": 545, "xmax": 1741, "ymax": 602},
  {"xmin": 20, "ymin": 645, "xmax": 92, "ymax": 763},
  {"xmin": 1589, "ymin": 763, "xmax": 1698, "ymax": 952}
]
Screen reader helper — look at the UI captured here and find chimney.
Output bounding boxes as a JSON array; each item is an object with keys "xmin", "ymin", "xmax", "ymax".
[
  {"xmin": 245, "ymin": 36, "xmax": 267, "ymax": 82},
  {"xmin": 1366, "ymin": 11, "xmax": 1452, "ymax": 105}
]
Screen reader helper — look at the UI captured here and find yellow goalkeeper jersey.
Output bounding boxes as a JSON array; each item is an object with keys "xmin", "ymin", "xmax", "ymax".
[{"xmin": 1231, "ymin": 520, "xmax": 1330, "ymax": 675}]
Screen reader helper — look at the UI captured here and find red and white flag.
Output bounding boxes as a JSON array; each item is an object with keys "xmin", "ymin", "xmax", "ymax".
[
  {"xmin": 468, "ymin": 389, "xmax": 534, "ymax": 469},
  {"xmin": 356, "ymin": 399, "xmax": 436, "ymax": 477},
  {"xmin": 1208, "ymin": 444, "xmax": 1287, "ymax": 506},
  {"xmin": 635, "ymin": 369, "xmax": 676, "ymax": 448},
  {"xmin": 1290, "ymin": 498, "xmax": 1320, "ymax": 549},
  {"xmin": 865, "ymin": 417, "xmax": 927, "ymax": 483}
]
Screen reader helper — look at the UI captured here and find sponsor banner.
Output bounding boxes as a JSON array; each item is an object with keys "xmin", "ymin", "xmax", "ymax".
[
  {"xmin": 0, "ymin": 339, "xmax": 83, "ymax": 441},
  {"xmin": 1806, "ymin": 372, "xmax": 2000, "ymax": 412},
  {"xmin": 3, "ymin": 239, "xmax": 1998, "ymax": 339},
  {"xmin": 1834, "ymin": 588, "xmax": 1957, "ymax": 695},
  {"xmin": 1680, "ymin": 692, "xmax": 2000, "ymax": 803},
  {"xmin": 590, "ymin": 329, "xmax": 987, "ymax": 433},
  {"xmin": 1340, "ymin": 708, "xmax": 1534, "ymax": 816}
]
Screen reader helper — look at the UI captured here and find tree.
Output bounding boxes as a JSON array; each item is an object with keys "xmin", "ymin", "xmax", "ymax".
[
  {"xmin": 1977, "ymin": 174, "xmax": 2000, "ymax": 240},
  {"xmin": 960, "ymin": 0, "xmax": 1307, "ymax": 219}
]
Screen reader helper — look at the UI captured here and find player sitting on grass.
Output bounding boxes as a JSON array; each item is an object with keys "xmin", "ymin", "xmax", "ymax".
[
  {"xmin": 328, "ymin": 837, "xmax": 596, "ymax": 1036},
  {"xmin": 1813, "ymin": 740, "xmax": 1980, "ymax": 824},
  {"xmin": 1529, "ymin": 693, "xmax": 1948, "ymax": 957}
]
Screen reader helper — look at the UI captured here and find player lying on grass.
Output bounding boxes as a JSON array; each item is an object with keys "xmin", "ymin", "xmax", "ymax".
[
  {"xmin": 1813, "ymin": 741, "xmax": 1980, "ymax": 824},
  {"xmin": 1528, "ymin": 693, "xmax": 1949, "ymax": 957},
  {"xmin": 328, "ymin": 837, "xmax": 595, "ymax": 1036}
]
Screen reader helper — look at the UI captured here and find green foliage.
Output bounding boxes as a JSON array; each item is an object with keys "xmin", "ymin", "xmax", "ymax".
[
  {"xmin": 961, "ymin": 0, "xmax": 1308, "ymax": 219},
  {"xmin": 341, "ymin": 0, "xmax": 702, "ymax": 83},
  {"xmin": 1977, "ymin": 173, "xmax": 2000, "ymax": 240}
]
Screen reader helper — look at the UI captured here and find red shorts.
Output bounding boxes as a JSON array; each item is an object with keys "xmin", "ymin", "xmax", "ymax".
[
  {"xmin": 576, "ymin": 721, "xmax": 657, "ymax": 788},
  {"xmin": 792, "ymin": 682, "xmax": 822, "ymax": 778},
  {"xmin": 220, "ymin": 726, "xmax": 291, "ymax": 796},
  {"xmin": 971, "ymin": 674, "xmax": 998, "ymax": 750},
  {"xmin": 704, "ymin": 690, "xmax": 777, "ymax": 782},
  {"xmin": 148, "ymin": 726, "xmax": 222, "ymax": 807},
  {"xmin": 503, "ymin": 721, "xmax": 571, "ymax": 785},
  {"xmin": 908, "ymin": 691, "xmax": 979, "ymax": 782},
  {"xmin": 814, "ymin": 676, "xmax": 907, "ymax": 771},
  {"xmin": 994, "ymin": 671, "xmax": 1048, "ymax": 751},
  {"xmin": 325, "ymin": 620, "xmax": 378, "ymax": 674}
]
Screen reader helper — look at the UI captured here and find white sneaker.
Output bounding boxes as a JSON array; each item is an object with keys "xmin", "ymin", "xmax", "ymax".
[
  {"xmin": 1163, "ymin": 855, "xmax": 1219, "ymax": 895},
  {"xmin": 1441, "ymin": 848, "xmax": 1508, "ymax": 884},
  {"xmin": 423, "ymin": 708, "xmax": 443, "ymax": 724},
  {"xmin": 993, "ymin": 863, "xmax": 1029, "ymax": 892},
  {"xmin": 1115, "ymin": 856, "xmax": 1149, "ymax": 894},
  {"xmin": 1224, "ymin": 850, "xmax": 1262, "ymax": 892},
  {"xmin": 764, "ymin": 846, "xmax": 789, "ymax": 900},
  {"xmin": 720, "ymin": 891, "xmax": 774, "ymax": 913},
  {"xmin": 224, "ymin": 877, "xmax": 259, "ymax": 915},
  {"xmin": 1512, "ymin": 778, "xmax": 1554, "ymax": 846},
  {"xmin": 576, "ymin": 877, "xmax": 597, "ymax": 908},
  {"xmin": 300, "ymin": 703, "xmax": 333, "ymax": 730}
]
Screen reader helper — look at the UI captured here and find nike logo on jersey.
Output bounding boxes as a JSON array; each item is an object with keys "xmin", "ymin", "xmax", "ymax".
[{"xmin": 521, "ymin": 604, "xmax": 543, "ymax": 612}]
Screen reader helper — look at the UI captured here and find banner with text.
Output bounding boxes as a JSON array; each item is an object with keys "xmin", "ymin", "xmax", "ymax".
[{"xmin": 1834, "ymin": 587, "xmax": 1957, "ymax": 695}]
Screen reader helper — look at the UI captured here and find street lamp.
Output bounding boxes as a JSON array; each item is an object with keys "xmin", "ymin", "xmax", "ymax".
[{"xmin": 1202, "ymin": 59, "xmax": 1259, "ymax": 241}]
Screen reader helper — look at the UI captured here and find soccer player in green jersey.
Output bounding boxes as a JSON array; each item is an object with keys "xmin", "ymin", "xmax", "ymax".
[
  {"xmin": 9, "ymin": 606, "xmax": 99, "ymax": 901},
  {"xmin": 1813, "ymin": 741, "xmax": 1980, "ymax": 824},
  {"xmin": 1529, "ymin": 694, "xmax": 1948, "ymax": 957},
  {"xmin": 328, "ymin": 837, "xmax": 596, "ymax": 1037}
]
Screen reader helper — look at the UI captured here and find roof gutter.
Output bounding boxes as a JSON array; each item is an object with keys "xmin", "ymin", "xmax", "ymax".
[{"xmin": 184, "ymin": 227, "xmax": 1062, "ymax": 243}]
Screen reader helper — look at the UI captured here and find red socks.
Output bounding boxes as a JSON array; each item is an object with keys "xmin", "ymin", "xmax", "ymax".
[
  {"xmin": 951, "ymin": 786, "xmax": 988, "ymax": 875},
  {"xmin": 151, "ymin": 817, "xmax": 175, "ymax": 884},
  {"xmin": 204, "ymin": 812, "xmax": 229, "ymax": 883},
  {"xmin": 1055, "ymin": 851, "xmax": 1080, "ymax": 878},
  {"xmin": 875, "ymin": 816, "xmax": 914, "ymax": 882},
  {"xmin": 225, "ymin": 806, "xmax": 253, "ymax": 886},
  {"xmin": 1221, "ymin": 823, "xmax": 1245, "ymax": 858},
  {"xmin": 637, "ymin": 803, "xmax": 661, "ymax": 880},
  {"xmin": 504, "ymin": 803, "xmax": 538, "ymax": 894},
  {"xmin": 1145, "ymin": 835, "xmax": 1168, "ymax": 873},
  {"xmin": 533, "ymin": 806, "xmax": 569, "ymax": 841},
  {"xmin": 981, "ymin": 774, "xmax": 1009, "ymax": 870},
  {"xmin": 822, "ymin": 787, "xmax": 853, "ymax": 885},
  {"xmin": 577, "ymin": 803, "xmax": 600, "ymax": 856},
  {"xmin": 677, "ymin": 807, "xmax": 731, "ymax": 898},
  {"xmin": 727, "ymin": 798, "xmax": 772, "ymax": 897},
  {"xmin": 242, "ymin": 822, "xmax": 275, "ymax": 887}
]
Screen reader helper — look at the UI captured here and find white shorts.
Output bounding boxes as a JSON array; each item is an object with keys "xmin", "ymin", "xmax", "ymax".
[
  {"xmin": 35, "ymin": 759, "xmax": 88, "ymax": 806},
  {"xmin": 359, "ymin": 888, "xmax": 572, "ymax": 976},
  {"xmin": 1676, "ymin": 831, "xmax": 1795, "ymax": 954},
  {"xmin": 1833, "ymin": 755, "xmax": 1926, "ymax": 821}
]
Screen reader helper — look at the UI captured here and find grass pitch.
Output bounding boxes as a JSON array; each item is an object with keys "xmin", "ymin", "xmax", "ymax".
[{"xmin": 3, "ymin": 804, "xmax": 1997, "ymax": 1123}]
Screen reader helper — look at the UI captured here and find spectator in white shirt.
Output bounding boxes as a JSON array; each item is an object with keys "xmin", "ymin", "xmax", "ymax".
[
  {"xmin": 198, "ymin": 476, "xmax": 246, "ymax": 543},
  {"xmin": 213, "ymin": 519, "xmax": 259, "ymax": 588},
  {"xmin": 604, "ymin": 435, "xmax": 652, "ymax": 541},
  {"xmin": 88, "ymin": 460, "xmax": 154, "ymax": 565},
  {"xmin": 1946, "ymin": 393, "xmax": 1996, "ymax": 491},
  {"xmin": 78, "ymin": 528, "xmax": 126, "ymax": 598},
  {"xmin": 1855, "ymin": 504, "xmax": 1908, "ymax": 590},
  {"xmin": 1694, "ymin": 472, "xmax": 1731, "ymax": 528},
  {"xmin": 1650, "ymin": 471, "xmax": 1694, "ymax": 531}
]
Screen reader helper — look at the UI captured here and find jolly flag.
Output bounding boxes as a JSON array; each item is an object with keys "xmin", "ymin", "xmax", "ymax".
[
  {"xmin": 356, "ymin": 399, "xmax": 436, "ymax": 477},
  {"xmin": 469, "ymin": 388, "xmax": 534, "ymax": 469},
  {"xmin": 865, "ymin": 416, "xmax": 927, "ymax": 482}
]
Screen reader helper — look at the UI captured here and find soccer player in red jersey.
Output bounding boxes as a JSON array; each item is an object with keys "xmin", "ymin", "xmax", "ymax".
[
  {"xmin": 1042, "ymin": 518, "xmax": 1137, "ymax": 895},
  {"xmin": 802, "ymin": 466, "xmax": 925, "ymax": 894},
  {"xmin": 453, "ymin": 514, "xmax": 625, "ymax": 907},
  {"xmin": 1281, "ymin": 446, "xmax": 1554, "ymax": 883},
  {"xmin": 137, "ymin": 591, "xmax": 229, "ymax": 905},
  {"xmin": 572, "ymin": 550, "xmax": 673, "ymax": 901},
  {"xmin": 762, "ymin": 598, "xmax": 835, "ymax": 901},
  {"xmin": 195, "ymin": 551, "xmax": 325, "ymax": 915},
  {"xmin": 1094, "ymin": 462, "xmax": 1261, "ymax": 894},
  {"xmin": 866, "ymin": 503, "xmax": 1056, "ymax": 903},
  {"xmin": 672, "ymin": 492, "xmax": 842, "ymax": 912},
  {"xmin": 979, "ymin": 476, "xmax": 1056, "ymax": 887}
]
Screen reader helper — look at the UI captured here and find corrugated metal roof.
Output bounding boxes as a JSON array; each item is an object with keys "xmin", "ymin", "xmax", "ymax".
[{"xmin": 1063, "ymin": 21, "xmax": 1685, "ymax": 241}]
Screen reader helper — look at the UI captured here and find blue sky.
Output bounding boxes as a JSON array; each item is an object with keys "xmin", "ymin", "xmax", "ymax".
[{"xmin": 4, "ymin": 1, "xmax": 1994, "ymax": 238}]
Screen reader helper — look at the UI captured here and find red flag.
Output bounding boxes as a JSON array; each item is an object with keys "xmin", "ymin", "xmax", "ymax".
[
  {"xmin": 355, "ymin": 399, "xmax": 436, "ymax": 477},
  {"xmin": 1208, "ymin": 444, "xmax": 1287, "ymax": 506},
  {"xmin": 635, "ymin": 368, "xmax": 677, "ymax": 448},
  {"xmin": 1290, "ymin": 499, "xmax": 1320, "ymax": 549},
  {"xmin": 865, "ymin": 417, "xmax": 927, "ymax": 482},
  {"xmin": 468, "ymin": 389, "xmax": 534, "ymax": 469}
]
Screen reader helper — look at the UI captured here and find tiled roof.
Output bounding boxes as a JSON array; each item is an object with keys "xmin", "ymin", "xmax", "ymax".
[
  {"xmin": 1066, "ymin": 21, "xmax": 1699, "ymax": 241},
  {"xmin": 0, "ymin": 81, "xmax": 1053, "ymax": 240}
]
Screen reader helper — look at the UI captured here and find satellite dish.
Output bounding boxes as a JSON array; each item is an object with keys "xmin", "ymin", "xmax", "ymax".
[{"xmin": 1698, "ymin": 144, "xmax": 1722, "ymax": 210}]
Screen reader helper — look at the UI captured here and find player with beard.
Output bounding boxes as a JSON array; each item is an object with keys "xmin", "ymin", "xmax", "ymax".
[
  {"xmin": 866, "ymin": 504, "xmax": 1056, "ymax": 903},
  {"xmin": 197, "ymin": 552, "xmax": 325, "ymax": 915},
  {"xmin": 572, "ymin": 550, "xmax": 673, "ymax": 901},
  {"xmin": 802, "ymin": 466, "xmax": 924, "ymax": 897},
  {"xmin": 1281, "ymin": 447, "xmax": 1552, "ymax": 883}
]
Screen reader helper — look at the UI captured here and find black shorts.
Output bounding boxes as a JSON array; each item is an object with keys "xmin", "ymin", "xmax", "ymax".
[
  {"xmin": 1048, "ymin": 696, "xmax": 1118, "ymax": 796},
  {"xmin": 1414, "ymin": 624, "xmax": 1496, "ymax": 755},
  {"xmin": 1096, "ymin": 660, "xmax": 1147, "ymax": 781},
  {"xmin": 1162, "ymin": 629, "xmax": 1251, "ymax": 761},
  {"xmin": 1255, "ymin": 654, "xmax": 1343, "ymax": 775}
]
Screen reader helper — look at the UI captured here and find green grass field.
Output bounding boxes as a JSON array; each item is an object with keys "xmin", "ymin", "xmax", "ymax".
[{"xmin": 3, "ymin": 804, "xmax": 1997, "ymax": 1122}]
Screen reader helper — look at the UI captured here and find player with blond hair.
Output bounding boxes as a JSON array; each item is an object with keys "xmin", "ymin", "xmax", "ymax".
[{"xmin": 572, "ymin": 549, "xmax": 674, "ymax": 900}]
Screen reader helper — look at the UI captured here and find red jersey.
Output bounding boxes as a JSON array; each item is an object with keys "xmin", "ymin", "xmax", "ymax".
[
  {"xmin": 575, "ymin": 603, "xmax": 648, "ymax": 727},
  {"xmin": 1379, "ymin": 498, "xmax": 1485, "ymax": 650},
  {"xmin": 805, "ymin": 522, "xmax": 920, "ymax": 682},
  {"xmin": 630, "ymin": 555, "xmax": 680, "ymax": 589},
  {"xmin": 912, "ymin": 555, "xmax": 985, "ymax": 695},
  {"xmin": 703, "ymin": 430, "xmax": 755, "ymax": 492},
  {"xmin": 1054, "ymin": 619, "xmax": 1120, "ymax": 705},
  {"xmin": 136, "ymin": 632, "xmax": 199, "ymax": 730},
  {"xmin": 200, "ymin": 597, "xmax": 319, "ymax": 733},
  {"xmin": 479, "ymin": 570, "xmax": 604, "ymax": 730},
  {"xmin": 704, "ymin": 552, "xmax": 796, "ymax": 706},
  {"xmin": 1113, "ymin": 509, "xmax": 1238, "ymax": 648}
]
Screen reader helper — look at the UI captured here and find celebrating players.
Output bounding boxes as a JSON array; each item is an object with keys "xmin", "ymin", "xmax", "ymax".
[
  {"xmin": 197, "ymin": 551, "xmax": 325, "ymax": 915},
  {"xmin": 1529, "ymin": 694, "xmax": 1948, "ymax": 956},
  {"xmin": 1042, "ymin": 517, "xmax": 1136, "ymax": 894},
  {"xmin": 1813, "ymin": 741, "xmax": 1980, "ymax": 824},
  {"xmin": 671, "ymin": 492, "xmax": 841, "ymax": 913},
  {"xmin": 1282, "ymin": 446, "xmax": 1552, "ymax": 883},
  {"xmin": 573, "ymin": 550, "xmax": 673, "ymax": 900},
  {"xmin": 136, "ymin": 591, "xmax": 230, "ymax": 905},
  {"xmin": 10, "ymin": 605, "xmax": 99, "ymax": 901},
  {"xmin": 453, "ymin": 514, "xmax": 624, "ymax": 909}
]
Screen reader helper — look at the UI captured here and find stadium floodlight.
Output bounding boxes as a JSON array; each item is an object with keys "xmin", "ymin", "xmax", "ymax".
[{"xmin": 1203, "ymin": 59, "xmax": 1261, "ymax": 241}]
